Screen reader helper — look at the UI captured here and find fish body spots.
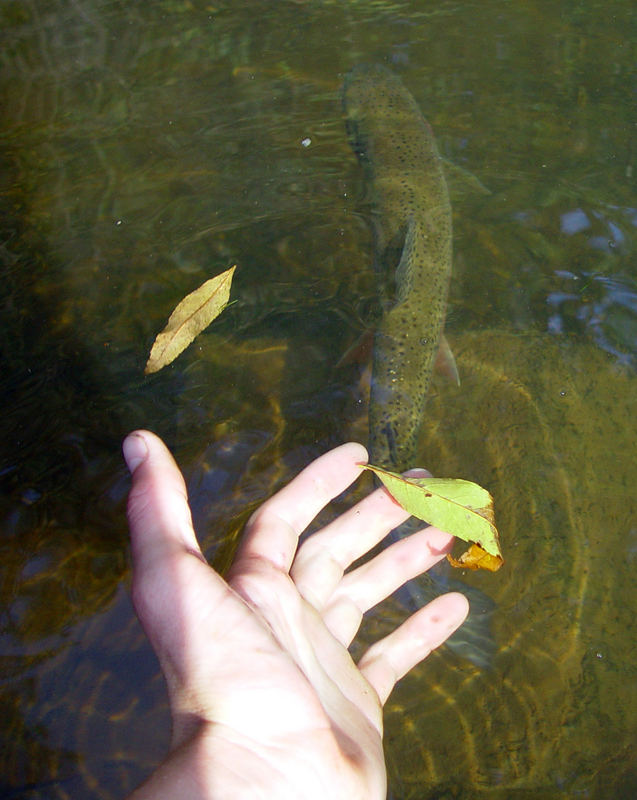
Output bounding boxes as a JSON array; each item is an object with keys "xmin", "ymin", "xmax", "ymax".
[{"xmin": 343, "ymin": 64, "xmax": 453, "ymax": 472}]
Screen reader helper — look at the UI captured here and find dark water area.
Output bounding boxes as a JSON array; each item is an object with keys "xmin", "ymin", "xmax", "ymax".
[{"xmin": 1, "ymin": 1, "xmax": 636, "ymax": 797}]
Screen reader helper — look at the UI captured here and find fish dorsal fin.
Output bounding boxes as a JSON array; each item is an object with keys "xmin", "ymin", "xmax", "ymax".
[{"xmin": 393, "ymin": 216, "xmax": 418, "ymax": 304}]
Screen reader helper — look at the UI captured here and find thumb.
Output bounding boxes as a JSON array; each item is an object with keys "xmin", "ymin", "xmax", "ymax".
[{"xmin": 123, "ymin": 430, "xmax": 204, "ymax": 569}]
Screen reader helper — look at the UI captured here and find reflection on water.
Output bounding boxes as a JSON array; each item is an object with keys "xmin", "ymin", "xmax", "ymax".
[
  {"xmin": 547, "ymin": 267, "xmax": 637, "ymax": 367},
  {"xmin": 1, "ymin": 1, "xmax": 636, "ymax": 798}
]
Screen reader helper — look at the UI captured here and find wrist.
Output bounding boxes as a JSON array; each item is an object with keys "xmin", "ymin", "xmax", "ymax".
[{"xmin": 128, "ymin": 722, "xmax": 385, "ymax": 800}]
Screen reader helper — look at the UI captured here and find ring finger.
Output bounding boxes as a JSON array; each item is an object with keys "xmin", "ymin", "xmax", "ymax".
[{"xmin": 321, "ymin": 526, "xmax": 455, "ymax": 646}]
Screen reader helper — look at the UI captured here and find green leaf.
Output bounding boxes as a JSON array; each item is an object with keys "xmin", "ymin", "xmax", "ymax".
[
  {"xmin": 363, "ymin": 464, "xmax": 502, "ymax": 560},
  {"xmin": 145, "ymin": 265, "xmax": 236, "ymax": 375}
]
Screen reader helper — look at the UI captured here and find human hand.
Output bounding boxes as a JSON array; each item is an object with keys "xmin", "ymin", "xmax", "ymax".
[{"xmin": 123, "ymin": 430, "xmax": 468, "ymax": 800}]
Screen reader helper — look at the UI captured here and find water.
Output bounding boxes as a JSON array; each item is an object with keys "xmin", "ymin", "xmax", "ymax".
[{"xmin": 1, "ymin": 1, "xmax": 636, "ymax": 797}]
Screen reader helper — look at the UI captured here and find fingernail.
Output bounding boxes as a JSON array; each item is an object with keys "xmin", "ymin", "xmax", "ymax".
[
  {"xmin": 404, "ymin": 467, "xmax": 432, "ymax": 478},
  {"xmin": 123, "ymin": 432, "xmax": 148, "ymax": 474}
]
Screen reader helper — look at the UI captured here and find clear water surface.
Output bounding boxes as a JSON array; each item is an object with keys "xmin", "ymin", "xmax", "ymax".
[{"xmin": 1, "ymin": 1, "xmax": 636, "ymax": 798}]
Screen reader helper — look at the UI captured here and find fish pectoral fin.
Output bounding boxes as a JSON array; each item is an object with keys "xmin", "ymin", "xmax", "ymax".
[
  {"xmin": 435, "ymin": 333, "xmax": 460, "ymax": 385},
  {"xmin": 441, "ymin": 157, "xmax": 491, "ymax": 198}
]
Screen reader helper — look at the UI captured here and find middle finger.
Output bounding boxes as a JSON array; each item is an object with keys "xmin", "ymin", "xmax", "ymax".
[{"xmin": 291, "ymin": 484, "xmax": 410, "ymax": 608}]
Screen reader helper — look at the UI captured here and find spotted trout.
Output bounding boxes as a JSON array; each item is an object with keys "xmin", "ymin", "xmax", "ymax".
[{"xmin": 343, "ymin": 64, "xmax": 454, "ymax": 471}]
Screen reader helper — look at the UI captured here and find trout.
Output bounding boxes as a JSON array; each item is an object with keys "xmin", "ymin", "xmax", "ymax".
[{"xmin": 343, "ymin": 64, "xmax": 454, "ymax": 471}]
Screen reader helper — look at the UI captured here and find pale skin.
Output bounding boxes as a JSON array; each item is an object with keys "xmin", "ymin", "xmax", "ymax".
[{"xmin": 123, "ymin": 430, "xmax": 469, "ymax": 800}]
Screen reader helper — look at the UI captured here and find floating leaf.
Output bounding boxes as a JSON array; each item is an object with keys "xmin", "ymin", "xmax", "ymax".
[
  {"xmin": 362, "ymin": 464, "xmax": 503, "ymax": 571},
  {"xmin": 145, "ymin": 265, "xmax": 236, "ymax": 374}
]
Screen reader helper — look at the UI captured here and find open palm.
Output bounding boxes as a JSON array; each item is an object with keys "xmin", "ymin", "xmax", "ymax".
[{"xmin": 124, "ymin": 430, "xmax": 468, "ymax": 800}]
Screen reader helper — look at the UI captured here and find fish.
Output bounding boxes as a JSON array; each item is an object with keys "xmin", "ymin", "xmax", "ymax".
[
  {"xmin": 343, "ymin": 65, "xmax": 495, "ymax": 669},
  {"xmin": 342, "ymin": 63, "xmax": 454, "ymax": 472}
]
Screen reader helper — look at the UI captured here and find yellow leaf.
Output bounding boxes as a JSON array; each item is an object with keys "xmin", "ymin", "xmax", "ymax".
[
  {"xmin": 447, "ymin": 542, "xmax": 503, "ymax": 572},
  {"xmin": 144, "ymin": 265, "xmax": 236, "ymax": 375}
]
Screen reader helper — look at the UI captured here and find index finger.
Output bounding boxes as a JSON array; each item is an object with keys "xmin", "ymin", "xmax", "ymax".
[{"xmin": 232, "ymin": 442, "xmax": 368, "ymax": 573}]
